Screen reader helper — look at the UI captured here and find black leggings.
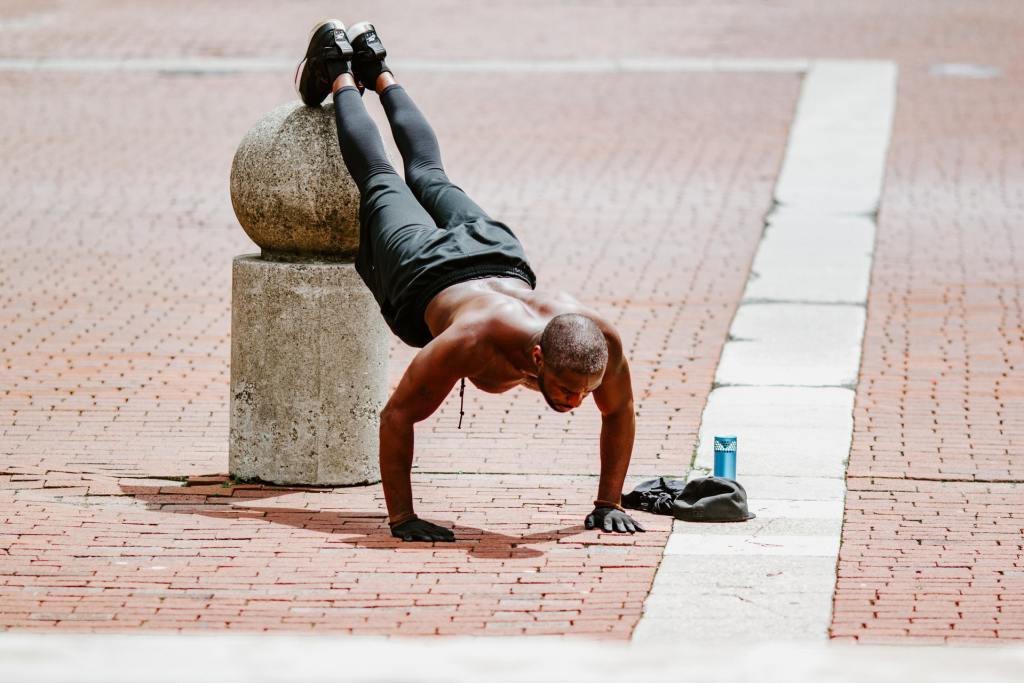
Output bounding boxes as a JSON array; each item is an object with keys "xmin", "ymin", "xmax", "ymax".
[
  {"xmin": 332, "ymin": 84, "xmax": 536, "ymax": 348},
  {"xmin": 333, "ymin": 84, "xmax": 491, "ymax": 227}
]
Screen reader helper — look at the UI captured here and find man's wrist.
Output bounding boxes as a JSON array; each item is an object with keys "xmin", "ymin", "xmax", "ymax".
[{"xmin": 593, "ymin": 498, "xmax": 624, "ymax": 512}]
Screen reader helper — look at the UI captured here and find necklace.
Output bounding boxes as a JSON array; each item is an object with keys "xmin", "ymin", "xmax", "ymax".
[{"xmin": 458, "ymin": 377, "xmax": 466, "ymax": 429}]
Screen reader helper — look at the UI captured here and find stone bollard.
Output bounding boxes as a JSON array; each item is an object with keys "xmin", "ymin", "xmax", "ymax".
[{"xmin": 228, "ymin": 101, "xmax": 387, "ymax": 486}]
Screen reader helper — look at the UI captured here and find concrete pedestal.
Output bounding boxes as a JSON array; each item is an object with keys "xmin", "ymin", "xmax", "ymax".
[{"xmin": 229, "ymin": 254, "xmax": 387, "ymax": 485}]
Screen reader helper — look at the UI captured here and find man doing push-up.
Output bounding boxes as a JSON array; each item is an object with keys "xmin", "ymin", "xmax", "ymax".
[{"xmin": 295, "ymin": 20, "xmax": 645, "ymax": 542}]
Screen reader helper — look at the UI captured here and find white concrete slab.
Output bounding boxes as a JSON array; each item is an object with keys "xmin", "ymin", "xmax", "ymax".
[
  {"xmin": 646, "ymin": 554, "xmax": 841, "ymax": 593},
  {"xmin": 695, "ymin": 516, "xmax": 842, "ymax": 535},
  {"xmin": 635, "ymin": 554, "xmax": 839, "ymax": 641},
  {"xmin": 693, "ymin": 386, "xmax": 854, "ymax": 477},
  {"xmin": 634, "ymin": 606, "xmax": 833, "ymax": 641},
  {"xmin": 665, "ymin": 534, "xmax": 840, "ymax": 557},
  {"xmin": 674, "ymin": 516, "xmax": 842, "ymax": 537},
  {"xmin": 745, "ymin": 215, "xmax": 875, "ymax": 304},
  {"xmin": 714, "ymin": 304, "xmax": 865, "ymax": 387},
  {"xmin": 5, "ymin": 633, "xmax": 1024, "ymax": 683},
  {"xmin": 773, "ymin": 60, "xmax": 898, "ymax": 215},
  {"xmin": 750, "ymin": 498, "xmax": 845, "ymax": 520},
  {"xmin": 639, "ymin": 589, "xmax": 835, "ymax": 621},
  {"xmin": 765, "ymin": 205, "xmax": 873, "ymax": 228},
  {"xmin": 688, "ymin": 473, "xmax": 848, "ymax": 502}
]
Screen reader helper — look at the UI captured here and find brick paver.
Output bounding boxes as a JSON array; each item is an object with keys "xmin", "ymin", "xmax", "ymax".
[{"xmin": 0, "ymin": 48, "xmax": 797, "ymax": 634}]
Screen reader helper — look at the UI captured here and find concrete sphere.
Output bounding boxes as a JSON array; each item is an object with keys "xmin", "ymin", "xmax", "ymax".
[{"xmin": 230, "ymin": 101, "xmax": 362, "ymax": 259}]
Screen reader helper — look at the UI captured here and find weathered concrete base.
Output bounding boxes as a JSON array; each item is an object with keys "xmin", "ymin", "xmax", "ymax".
[{"xmin": 229, "ymin": 254, "xmax": 386, "ymax": 486}]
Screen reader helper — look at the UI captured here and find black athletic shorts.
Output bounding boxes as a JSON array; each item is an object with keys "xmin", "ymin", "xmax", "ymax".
[{"xmin": 354, "ymin": 170, "xmax": 537, "ymax": 348}]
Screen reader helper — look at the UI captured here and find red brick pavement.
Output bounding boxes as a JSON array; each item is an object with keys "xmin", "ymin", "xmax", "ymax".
[
  {"xmin": 0, "ymin": 65, "xmax": 797, "ymax": 634},
  {"xmin": 830, "ymin": 68, "xmax": 1024, "ymax": 642},
  {"xmin": 833, "ymin": 479, "xmax": 1024, "ymax": 643},
  {"xmin": 6, "ymin": 0, "xmax": 1022, "ymax": 642},
  {"xmin": 0, "ymin": 472, "xmax": 667, "ymax": 635}
]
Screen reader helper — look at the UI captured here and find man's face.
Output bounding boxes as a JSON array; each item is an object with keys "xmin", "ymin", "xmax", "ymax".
[{"xmin": 536, "ymin": 365, "xmax": 604, "ymax": 413}]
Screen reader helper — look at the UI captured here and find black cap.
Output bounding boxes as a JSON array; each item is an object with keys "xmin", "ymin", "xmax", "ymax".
[{"xmin": 671, "ymin": 476, "xmax": 755, "ymax": 523}]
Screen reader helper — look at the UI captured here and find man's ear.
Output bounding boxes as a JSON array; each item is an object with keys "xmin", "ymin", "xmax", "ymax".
[{"xmin": 531, "ymin": 345, "xmax": 544, "ymax": 370}]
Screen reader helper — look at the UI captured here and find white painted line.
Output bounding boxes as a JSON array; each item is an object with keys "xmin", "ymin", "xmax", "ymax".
[
  {"xmin": 665, "ymin": 534, "xmax": 840, "ymax": 557},
  {"xmin": 400, "ymin": 57, "xmax": 813, "ymax": 73},
  {"xmin": 0, "ymin": 57, "xmax": 296, "ymax": 72},
  {"xmin": 0, "ymin": 56, "xmax": 815, "ymax": 74},
  {"xmin": 773, "ymin": 60, "xmax": 898, "ymax": 216},
  {"xmin": 929, "ymin": 62, "xmax": 1003, "ymax": 79},
  {"xmin": 0, "ymin": 14, "xmax": 54, "ymax": 30},
  {"xmin": 714, "ymin": 304, "xmax": 866, "ymax": 387}
]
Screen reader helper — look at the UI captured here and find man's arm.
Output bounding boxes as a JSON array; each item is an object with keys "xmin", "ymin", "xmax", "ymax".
[
  {"xmin": 378, "ymin": 329, "xmax": 477, "ymax": 539},
  {"xmin": 590, "ymin": 328, "xmax": 644, "ymax": 533}
]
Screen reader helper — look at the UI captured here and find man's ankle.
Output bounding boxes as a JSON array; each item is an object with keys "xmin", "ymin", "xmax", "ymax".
[
  {"xmin": 333, "ymin": 72, "xmax": 358, "ymax": 94},
  {"xmin": 375, "ymin": 72, "xmax": 398, "ymax": 94}
]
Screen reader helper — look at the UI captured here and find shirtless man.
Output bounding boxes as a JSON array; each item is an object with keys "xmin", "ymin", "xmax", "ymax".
[{"xmin": 296, "ymin": 20, "xmax": 645, "ymax": 542}]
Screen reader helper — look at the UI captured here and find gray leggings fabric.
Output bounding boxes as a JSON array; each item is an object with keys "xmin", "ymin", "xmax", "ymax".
[{"xmin": 333, "ymin": 85, "xmax": 536, "ymax": 348}]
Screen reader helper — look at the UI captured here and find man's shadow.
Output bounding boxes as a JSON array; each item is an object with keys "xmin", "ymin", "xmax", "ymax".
[{"xmin": 121, "ymin": 476, "xmax": 588, "ymax": 560}]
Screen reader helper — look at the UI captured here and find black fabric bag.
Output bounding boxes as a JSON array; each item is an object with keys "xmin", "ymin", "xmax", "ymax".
[
  {"xmin": 623, "ymin": 476, "xmax": 755, "ymax": 523},
  {"xmin": 672, "ymin": 477, "xmax": 755, "ymax": 522},
  {"xmin": 621, "ymin": 476, "xmax": 687, "ymax": 515}
]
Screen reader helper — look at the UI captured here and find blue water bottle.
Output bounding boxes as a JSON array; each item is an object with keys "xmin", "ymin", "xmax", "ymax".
[{"xmin": 713, "ymin": 435, "xmax": 737, "ymax": 480}]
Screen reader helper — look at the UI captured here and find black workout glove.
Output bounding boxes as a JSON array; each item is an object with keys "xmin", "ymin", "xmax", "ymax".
[
  {"xmin": 390, "ymin": 516, "xmax": 456, "ymax": 542},
  {"xmin": 585, "ymin": 506, "xmax": 646, "ymax": 534}
]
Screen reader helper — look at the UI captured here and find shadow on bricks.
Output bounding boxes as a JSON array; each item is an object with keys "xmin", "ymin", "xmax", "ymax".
[{"xmin": 120, "ymin": 479, "xmax": 588, "ymax": 560}]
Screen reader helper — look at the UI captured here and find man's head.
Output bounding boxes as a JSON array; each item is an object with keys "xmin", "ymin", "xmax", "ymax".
[{"xmin": 531, "ymin": 313, "xmax": 608, "ymax": 412}]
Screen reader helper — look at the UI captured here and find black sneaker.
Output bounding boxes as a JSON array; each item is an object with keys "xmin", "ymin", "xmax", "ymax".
[
  {"xmin": 294, "ymin": 19, "xmax": 358, "ymax": 107},
  {"xmin": 347, "ymin": 21, "xmax": 392, "ymax": 92}
]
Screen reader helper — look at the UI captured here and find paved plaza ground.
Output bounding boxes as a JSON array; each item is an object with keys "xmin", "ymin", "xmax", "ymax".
[{"xmin": 1, "ymin": 0, "xmax": 1023, "ymax": 666}]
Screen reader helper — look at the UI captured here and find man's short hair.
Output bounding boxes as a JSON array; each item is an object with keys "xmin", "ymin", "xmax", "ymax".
[{"xmin": 539, "ymin": 313, "xmax": 608, "ymax": 376}]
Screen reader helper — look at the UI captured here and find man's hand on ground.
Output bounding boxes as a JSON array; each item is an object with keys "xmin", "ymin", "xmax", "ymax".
[
  {"xmin": 390, "ymin": 517, "xmax": 456, "ymax": 542},
  {"xmin": 585, "ymin": 506, "xmax": 646, "ymax": 534}
]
